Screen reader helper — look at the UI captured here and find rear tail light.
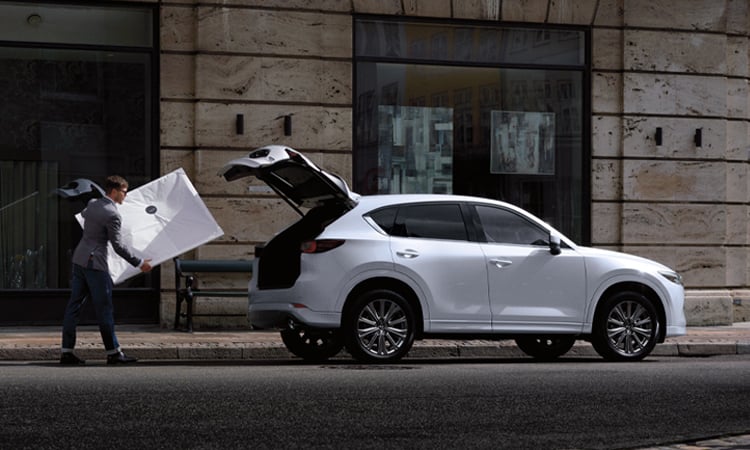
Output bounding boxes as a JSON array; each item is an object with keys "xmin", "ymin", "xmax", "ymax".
[{"xmin": 301, "ymin": 239, "xmax": 345, "ymax": 253}]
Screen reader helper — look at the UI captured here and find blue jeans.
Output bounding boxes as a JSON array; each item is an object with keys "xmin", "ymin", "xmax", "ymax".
[{"xmin": 61, "ymin": 263, "xmax": 120, "ymax": 354}]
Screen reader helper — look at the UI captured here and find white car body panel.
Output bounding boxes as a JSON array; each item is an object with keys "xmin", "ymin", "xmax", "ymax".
[
  {"xmin": 483, "ymin": 244, "xmax": 587, "ymax": 333},
  {"xmin": 389, "ymin": 235, "xmax": 492, "ymax": 332}
]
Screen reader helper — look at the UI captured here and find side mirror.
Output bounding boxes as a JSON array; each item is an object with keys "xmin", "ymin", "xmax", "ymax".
[{"xmin": 549, "ymin": 233, "xmax": 561, "ymax": 255}]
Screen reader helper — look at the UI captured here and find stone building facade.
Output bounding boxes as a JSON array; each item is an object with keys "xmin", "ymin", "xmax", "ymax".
[
  {"xmin": 1, "ymin": 0, "xmax": 748, "ymax": 327},
  {"xmin": 158, "ymin": 0, "xmax": 750, "ymax": 327}
]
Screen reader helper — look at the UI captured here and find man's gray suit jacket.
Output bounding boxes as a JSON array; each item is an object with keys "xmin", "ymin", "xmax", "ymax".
[{"xmin": 72, "ymin": 197, "xmax": 141, "ymax": 272}]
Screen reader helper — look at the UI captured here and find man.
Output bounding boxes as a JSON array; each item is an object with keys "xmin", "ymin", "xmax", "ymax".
[{"xmin": 60, "ymin": 175, "xmax": 153, "ymax": 365}]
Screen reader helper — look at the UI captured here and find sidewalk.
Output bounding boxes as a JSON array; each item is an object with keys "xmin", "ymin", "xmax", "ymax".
[{"xmin": 1, "ymin": 322, "xmax": 749, "ymax": 361}]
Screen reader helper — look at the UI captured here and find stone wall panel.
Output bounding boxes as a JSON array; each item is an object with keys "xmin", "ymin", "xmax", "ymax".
[
  {"xmin": 500, "ymin": 0, "xmax": 548, "ymax": 22},
  {"xmin": 727, "ymin": 78, "xmax": 749, "ymax": 119},
  {"xmin": 161, "ymin": 149, "xmax": 195, "ymax": 180},
  {"xmin": 726, "ymin": 121, "xmax": 750, "ymax": 161},
  {"xmin": 195, "ymin": 103, "xmax": 352, "ymax": 150},
  {"xmin": 197, "ymin": 244, "xmax": 256, "ymax": 261},
  {"xmin": 547, "ymin": 0, "xmax": 598, "ymax": 24},
  {"xmin": 452, "ymin": 0, "xmax": 500, "ymax": 20},
  {"xmin": 189, "ymin": 0, "xmax": 349, "ymax": 10},
  {"xmin": 592, "ymin": 0, "xmax": 624, "ymax": 26},
  {"xmin": 622, "ymin": 117, "xmax": 725, "ymax": 159},
  {"xmin": 161, "ymin": 5, "xmax": 195, "ymax": 52},
  {"xmin": 591, "ymin": 116, "xmax": 622, "ymax": 157},
  {"xmin": 624, "ymin": 30, "xmax": 726, "ymax": 74},
  {"xmin": 622, "ymin": 204, "xmax": 727, "ymax": 245},
  {"xmin": 727, "ymin": 36, "xmax": 749, "ymax": 78},
  {"xmin": 161, "ymin": 54, "xmax": 195, "ymax": 99},
  {"xmin": 591, "ymin": 202, "xmax": 622, "ymax": 244},
  {"xmin": 592, "ymin": 72, "xmax": 623, "ymax": 114},
  {"xmin": 623, "ymin": 73, "xmax": 727, "ymax": 117},
  {"xmin": 196, "ymin": 55, "xmax": 351, "ymax": 104},
  {"xmin": 623, "ymin": 245, "xmax": 726, "ymax": 288},
  {"xmin": 727, "ymin": 163, "xmax": 748, "ymax": 203},
  {"xmin": 592, "ymin": 159, "xmax": 622, "ymax": 201},
  {"xmin": 403, "ymin": 0, "xmax": 452, "ymax": 17},
  {"xmin": 352, "ymin": 0, "xmax": 402, "ymax": 14},
  {"xmin": 623, "ymin": 160, "xmax": 726, "ymax": 202},
  {"xmin": 726, "ymin": 0, "xmax": 750, "ymax": 34},
  {"xmin": 205, "ymin": 197, "xmax": 300, "ymax": 243},
  {"xmin": 726, "ymin": 205, "xmax": 749, "ymax": 246},
  {"xmin": 161, "ymin": 101, "xmax": 195, "ymax": 148},
  {"xmin": 622, "ymin": 0, "xmax": 727, "ymax": 32},
  {"xmin": 197, "ymin": 8, "xmax": 351, "ymax": 57},
  {"xmin": 593, "ymin": 29, "xmax": 623, "ymax": 71}
]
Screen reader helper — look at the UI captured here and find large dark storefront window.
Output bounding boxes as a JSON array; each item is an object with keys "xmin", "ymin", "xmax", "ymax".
[
  {"xmin": 354, "ymin": 18, "xmax": 589, "ymax": 243},
  {"xmin": 0, "ymin": 2, "xmax": 157, "ymax": 324}
]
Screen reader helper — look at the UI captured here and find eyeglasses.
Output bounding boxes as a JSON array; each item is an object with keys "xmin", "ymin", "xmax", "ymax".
[{"xmin": 118, "ymin": 189, "xmax": 128, "ymax": 196}]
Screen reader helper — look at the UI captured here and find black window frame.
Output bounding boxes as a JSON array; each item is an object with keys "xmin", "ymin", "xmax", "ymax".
[
  {"xmin": 352, "ymin": 14, "xmax": 592, "ymax": 246},
  {"xmin": 0, "ymin": 2, "xmax": 160, "ymax": 325}
]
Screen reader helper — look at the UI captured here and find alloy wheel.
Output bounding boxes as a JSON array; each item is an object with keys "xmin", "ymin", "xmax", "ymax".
[
  {"xmin": 345, "ymin": 289, "xmax": 416, "ymax": 363},
  {"xmin": 605, "ymin": 299, "xmax": 654, "ymax": 357},
  {"xmin": 592, "ymin": 291, "xmax": 658, "ymax": 361},
  {"xmin": 356, "ymin": 298, "xmax": 408, "ymax": 357}
]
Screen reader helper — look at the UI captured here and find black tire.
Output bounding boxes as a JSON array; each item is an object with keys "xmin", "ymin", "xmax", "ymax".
[
  {"xmin": 343, "ymin": 289, "xmax": 416, "ymax": 363},
  {"xmin": 280, "ymin": 328, "xmax": 344, "ymax": 362},
  {"xmin": 591, "ymin": 291, "xmax": 658, "ymax": 362},
  {"xmin": 515, "ymin": 336, "xmax": 576, "ymax": 360}
]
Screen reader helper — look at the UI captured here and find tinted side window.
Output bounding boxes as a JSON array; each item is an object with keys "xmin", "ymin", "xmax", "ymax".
[
  {"xmin": 394, "ymin": 204, "xmax": 468, "ymax": 241},
  {"xmin": 369, "ymin": 207, "xmax": 398, "ymax": 234},
  {"xmin": 475, "ymin": 205, "xmax": 548, "ymax": 245}
]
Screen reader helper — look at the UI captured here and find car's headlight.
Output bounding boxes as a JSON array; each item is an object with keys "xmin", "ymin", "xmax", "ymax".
[{"xmin": 659, "ymin": 270, "xmax": 683, "ymax": 285}]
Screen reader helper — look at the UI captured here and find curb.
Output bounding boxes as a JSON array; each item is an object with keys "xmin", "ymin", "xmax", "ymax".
[{"xmin": 1, "ymin": 341, "xmax": 748, "ymax": 362}]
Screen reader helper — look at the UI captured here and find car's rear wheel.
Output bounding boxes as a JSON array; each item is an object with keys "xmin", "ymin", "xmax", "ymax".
[
  {"xmin": 515, "ymin": 336, "xmax": 576, "ymax": 360},
  {"xmin": 344, "ymin": 289, "xmax": 416, "ymax": 363},
  {"xmin": 280, "ymin": 328, "xmax": 344, "ymax": 362},
  {"xmin": 591, "ymin": 291, "xmax": 658, "ymax": 362}
]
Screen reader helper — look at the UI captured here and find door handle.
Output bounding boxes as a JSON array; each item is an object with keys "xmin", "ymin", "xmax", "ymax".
[
  {"xmin": 489, "ymin": 258, "xmax": 513, "ymax": 268},
  {"xmin": 396, "ymin": 249, "xmax": 419, "ymax": 259}
]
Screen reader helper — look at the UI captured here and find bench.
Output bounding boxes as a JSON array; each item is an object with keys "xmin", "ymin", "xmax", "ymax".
[{"xmin": 173, "ymin": 257, "xmax": 253, "ymax": 332}]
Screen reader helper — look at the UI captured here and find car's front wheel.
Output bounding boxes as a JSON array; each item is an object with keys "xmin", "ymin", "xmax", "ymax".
[
  {"xmin": 280, "ymin": 328, "xmax": 344, "ymax": 362},
  {"xmin": 515, "ymin": 336, "xmax": 576, "ymax": 360},
  {"xmin": 591, "ymin": 291, "xmax": 658, "ymax": 361},
  {"xmin": 344, "ymin": 289, "xmax": 416, "ymax": 363}
]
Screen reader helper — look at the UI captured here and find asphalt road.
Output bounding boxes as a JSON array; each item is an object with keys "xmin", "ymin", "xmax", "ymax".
[{"xmin": 1, "ymin": 355, "xmax": 748, "ymax": 449}]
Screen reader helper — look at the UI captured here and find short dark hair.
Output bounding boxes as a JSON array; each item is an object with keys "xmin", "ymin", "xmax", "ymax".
[{"xmin": 104, "ymin": 175, "xmax": 128, "ymax": 194}]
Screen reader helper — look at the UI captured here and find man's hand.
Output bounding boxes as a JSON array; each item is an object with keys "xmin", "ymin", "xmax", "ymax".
[{"xmin": 140, "ymin": 259, "xmax": 153, "ymax": 273}]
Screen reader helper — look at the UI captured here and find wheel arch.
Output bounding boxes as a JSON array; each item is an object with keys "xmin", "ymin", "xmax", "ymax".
[
  {"xmin": 342, "ymin": 277, "xmax": 425, "ymax": 337},
  {"xmin": 593, "ymin": 282, "xmax": 667, "ymax": 342}
]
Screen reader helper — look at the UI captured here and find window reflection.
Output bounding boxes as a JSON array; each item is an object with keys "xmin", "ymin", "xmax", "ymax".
[
  {"xmin": 0, "ymin": 48, "xmax": 152, "ymax": 289},
  {"xmin": 354, "ymin": 19, "xmax": 587, "ymax": 243}
]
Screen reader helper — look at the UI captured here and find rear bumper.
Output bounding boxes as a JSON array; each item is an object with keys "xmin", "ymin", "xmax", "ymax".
[{"xmin": 248, "ymin": 294, "xmax": 341, "ymax": 329}]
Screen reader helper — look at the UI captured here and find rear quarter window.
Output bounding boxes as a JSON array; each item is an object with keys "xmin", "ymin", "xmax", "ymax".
[{"xmin": 369, "ymin": 203, "xmax": 469, "ymax": 241}]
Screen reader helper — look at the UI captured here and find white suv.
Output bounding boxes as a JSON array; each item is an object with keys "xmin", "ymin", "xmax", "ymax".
[{"xmin": 220, "ymin": 145, "xmax": 686, "ymax": 363}]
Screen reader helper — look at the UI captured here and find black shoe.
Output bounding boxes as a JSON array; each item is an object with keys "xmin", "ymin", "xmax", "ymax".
[
  {"xmin": 60, "ymin": 353, "xmax": 85, "ymax": 365},
  {"xmin": 107, "ymin": 352, "xmax": 137, "ymax": 365}
]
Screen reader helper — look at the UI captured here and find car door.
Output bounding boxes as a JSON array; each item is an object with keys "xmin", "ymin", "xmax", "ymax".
[
  {"xmin": 474, "ymin": 204, "xmax": 587, "ymax": 333},
  {"xmin": 383, "ymin": 203, "xmax": 492, "ymax": 332}
]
